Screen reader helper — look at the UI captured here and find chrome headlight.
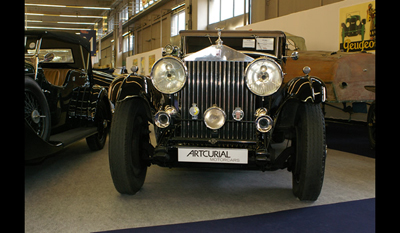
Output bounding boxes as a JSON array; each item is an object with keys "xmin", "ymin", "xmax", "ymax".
[
  {"xmin": 245, "ymin": 58, "xmax": 283, "ymax": 96},
  {"xmin": 151, "ymin": 56, "xmax": 187, "ymax": 94}
]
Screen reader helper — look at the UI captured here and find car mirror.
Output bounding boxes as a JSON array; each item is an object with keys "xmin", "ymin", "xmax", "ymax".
[{"xmin": 290, "ymin": 51, "xmax": 299, "ymax": 60}]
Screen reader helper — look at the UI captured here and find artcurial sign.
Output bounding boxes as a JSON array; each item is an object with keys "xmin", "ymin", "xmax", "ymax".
[
  {"xmin": 178, "ymin": 147, "xmax": 248, "ymax": 164},
  {"xmin": 339, "ymin": 1, "xmax": 375, "ymax": 52}
]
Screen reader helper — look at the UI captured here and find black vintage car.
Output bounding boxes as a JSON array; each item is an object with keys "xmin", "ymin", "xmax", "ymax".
[
  {"xmin": 25, "ymin": 30, "xmax": 113, "ymax": 161},
  {"xmin": 108, "ymin": 30, "xmax": 327, "ymax": 201}
]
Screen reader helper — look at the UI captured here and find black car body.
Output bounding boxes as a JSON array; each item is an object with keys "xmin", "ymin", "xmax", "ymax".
[
  {"xmin": 25, "ymin": 30, "xmax": 113, "ymax": 161},
  {"xmin": 108, "ymin": 30, "xmax": 327, "ymax": 201}
]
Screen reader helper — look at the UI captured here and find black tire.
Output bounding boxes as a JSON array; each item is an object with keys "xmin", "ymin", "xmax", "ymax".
[
  {"xmin": 24, "ymin": 77, "xmax": 51, "ymax": 141},
  {"xmin": 109, "ymin": 98, "xmax": 150, "ymax": 195},
  {"xmin": 292, "ymin": 103, "xmax": 327, "ymax": 201},
  {"xmin": 367, "ymin": 101, "xmax": 375, "ymax": 150},
  {"xmin": 86, "ymin": 100, "xmax": 109, "ymax": 151}
]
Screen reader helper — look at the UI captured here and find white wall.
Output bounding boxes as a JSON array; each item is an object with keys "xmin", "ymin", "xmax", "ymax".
[{"xmin": 238, "ymin": 0, "xmax": 373, "ymax": 51}]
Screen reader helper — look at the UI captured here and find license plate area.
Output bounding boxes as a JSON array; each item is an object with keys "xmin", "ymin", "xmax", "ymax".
[{"xmin": 178, "ymin": 147, "xmax": 248, "ymax": 164}]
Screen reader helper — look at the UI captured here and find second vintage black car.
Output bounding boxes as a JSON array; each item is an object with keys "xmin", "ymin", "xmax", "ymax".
[
  {"xmin": 25, "ymin": 30, "xmax": 113, "ymax": 161},
  {"xmin": 108, "ymin": 30, "xmax": 327, "ymax": 201}
]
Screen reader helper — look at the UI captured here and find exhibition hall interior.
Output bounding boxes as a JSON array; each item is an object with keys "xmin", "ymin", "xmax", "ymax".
[{"xmin": 24, "ymin": 0, "xmax": 375, "ymax": 232}]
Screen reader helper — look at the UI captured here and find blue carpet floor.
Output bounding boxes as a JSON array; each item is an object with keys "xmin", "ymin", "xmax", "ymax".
[{"xmin": 97, "ymin": 198, "xmax": 375, "ymax": 233}]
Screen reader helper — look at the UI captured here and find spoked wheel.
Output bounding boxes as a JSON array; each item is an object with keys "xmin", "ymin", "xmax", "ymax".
[
  {"xmin": 86, "ymin": 100, "xmax": 109, "ymax": 151},
  {"xmin": 291, "ymin": 103, "xmax": 327, "ymax": 201},
  {"xmin": 24, "ymin": 77, "xmax": 51, "ymax": 141},
  {"xmin": 109, "ymin": 98, "xmax": 151, "ymax": 195}
]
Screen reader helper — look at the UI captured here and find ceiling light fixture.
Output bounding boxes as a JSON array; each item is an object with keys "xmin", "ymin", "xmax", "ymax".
[
  {"xmin": 26, "ymin": 26, "xmax": 91, "ymax": 31},
  {"xmin": 26, "ymin": 20, "xmax": 42, "ymax": 23},
  {"xmin": 25, "ymin": 13, "xmax": 44, "ymax": 16},
  {"xmin": 25, "ymin": 3, "xmax": 111, "ymax": 10},
  {"xmin": 25, "ymin": 4, "xmax": 66, "ymax": 8},
  {"xmin": 59, "ymin": 15, "xmax": 104, "ymax": 19},
  {"xmin": 25, "ymin": 13, "xmax": 104, "ymax": 19},
  {"xmin": 57, "ymin": 22, "xmax": 96, "ymax": 25}
]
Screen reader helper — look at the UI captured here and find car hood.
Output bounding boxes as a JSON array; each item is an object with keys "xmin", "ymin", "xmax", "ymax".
[{"xmin": 183, "ymin": 44, "xmax": 254, "ymax": 62}]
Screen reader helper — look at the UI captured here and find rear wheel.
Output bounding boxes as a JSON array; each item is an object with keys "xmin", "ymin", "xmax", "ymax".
[
  {"xmin": 291, "ymin": 103, "xmax": 327, "ymax": 201},
  {"xmin": 109, "ymin": 99, "xmax": 151, "ymax": 195}
]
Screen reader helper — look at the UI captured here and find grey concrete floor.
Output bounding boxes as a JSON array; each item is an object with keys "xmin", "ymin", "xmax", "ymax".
[{"xmin": 25, "ymin": 133, "xmax": 375, "ymax": 233}]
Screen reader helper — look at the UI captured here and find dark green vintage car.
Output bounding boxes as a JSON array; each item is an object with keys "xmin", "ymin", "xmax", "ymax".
[
  {"xmin": 341, "ymin": 14, "xmax": 366, "ymax": 43},
  {"xmin": 25, "ymin": 30, "xmax": 113, "ymax": 161}
]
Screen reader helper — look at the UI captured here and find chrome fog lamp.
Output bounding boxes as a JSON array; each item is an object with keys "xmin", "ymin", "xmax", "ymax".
[
  {"xmin": 245, "ymin": 57, "xmax": 283, "ymax": 96},
  {"xmin": 254, "ymin": 107, "xmax": 273, "ymax": 133},
  {"xmin": 151, "ymin": 56, "xmax": 187, "ymax": 94},
  {"xmin": 154, "ymin": 111, "xmax": 171, "ymax": 128},
  {"xmin": 154, "ymin": 105, "xmax": 178, "ymax": 128},
  {"xmin": 204, "ymin": 105, "xmax": 226, "ymax": 130},
  {"xmin": 256, "ymin": 115, "xmax": 273, "ymax": 133}
]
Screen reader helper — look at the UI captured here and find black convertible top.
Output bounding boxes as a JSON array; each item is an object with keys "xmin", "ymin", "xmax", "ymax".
[{"xmin": 25, "ymin": 30, "xmax": 90, "ymax": 52}]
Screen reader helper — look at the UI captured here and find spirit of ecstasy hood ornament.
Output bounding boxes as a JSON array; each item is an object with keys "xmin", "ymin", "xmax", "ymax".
[{"xmin": 215, "ymin": 27, "xmax": 224, "ymax": 47}]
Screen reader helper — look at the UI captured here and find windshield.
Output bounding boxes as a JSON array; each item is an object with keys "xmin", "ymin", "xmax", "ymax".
[
  {"xmin": 25, "ymin": 36, "xmax": 74, "ymax": 63},
  {"xmin": 36, "ymin": 49, "xmax": 74, "ymax": 63}
]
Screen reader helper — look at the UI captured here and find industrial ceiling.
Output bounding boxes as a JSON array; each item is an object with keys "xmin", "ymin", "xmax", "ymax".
[{"xmin": 24, "ymin": 0, "xmax": 115, "ymax": 33}]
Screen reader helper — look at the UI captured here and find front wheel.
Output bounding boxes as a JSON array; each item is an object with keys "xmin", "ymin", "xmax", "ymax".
[
  {"xmin": 291, "ymin": 103, "xmax": 327, "ymax": 201},
  {"xmin": 109, "ymin": 98, "xmax": 150, "ymax": 195},
  {"xmin": 25, "ymin": 77, "xmax": 51, "ymax": 141}
]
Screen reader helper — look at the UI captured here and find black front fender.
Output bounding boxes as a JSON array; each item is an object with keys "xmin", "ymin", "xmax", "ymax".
[
  {"xmin": 116, "ymin": 74, "xmax": 147, "ymax": 102},
  {"xmin": 92, "ymin": 85, "xmax": 112, "ymax": 121},
  {"xmin": 285, "ymin": 76, "xmax": 326, "ymax": 103},
  {"xmin": 115, "ymin": 74, "xmax": 156, "ymax": 123}
]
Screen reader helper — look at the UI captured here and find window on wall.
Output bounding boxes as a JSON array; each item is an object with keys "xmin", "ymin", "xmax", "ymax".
[
  {"xmin": 120, "ymin": 6, "xmax": 129, "ymax": 23},
  {"xmin": 209, "ymin": 0, "xmax": 248, "ymax": 24},
  {"xmin": 133, "ymin": 0, "xmax": 158, "ymax": 15},
  {"xmin": 123, "ymin": 34, "xmax": 134, "ymax": 54},
  {"xmin": 130, "ymin": 34, "xmax": 134, "ymax": 54},
  {"xmin": 123, "ymin": 36, "xmax": 129, "ymax": 53},
  {"xmin": 171, "ymin": 10, "xmax": 185, "ymax": 37},
  {"xmin": 107, "ymin": 16, "xmax": 114, "ymax": 33}
]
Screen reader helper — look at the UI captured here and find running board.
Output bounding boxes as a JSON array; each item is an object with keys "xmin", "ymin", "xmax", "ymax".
[{"xmin": 49, "ymin": 127, "xmax": 98, "ymax": 147}]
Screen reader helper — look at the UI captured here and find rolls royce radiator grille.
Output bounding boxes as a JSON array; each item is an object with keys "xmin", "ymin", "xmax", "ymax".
[{"xmin": 180, "ymin": 61, "xmax": 256, "ymax": 140}]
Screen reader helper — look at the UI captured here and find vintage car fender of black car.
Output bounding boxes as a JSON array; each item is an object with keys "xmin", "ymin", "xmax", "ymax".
[
  {"xmin": 25, "ymin": 30, "xmax": 113, "ymax": 161},
  {"xmin": 108, "ymin": 30, "xmax": 327, "ymax": 201}
]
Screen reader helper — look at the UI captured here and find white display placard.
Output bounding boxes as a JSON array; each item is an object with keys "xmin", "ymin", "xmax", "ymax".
[
  {"xmin": 243, "ymin": 39, "xmax": 255, "ymax": 48},
  {"xmin": 256, "ymin": 38, "xmax": 274, "ymax": 50},
  {"xmin": 178, "ymin": 147, "xmax": 248, "ymax": 164}
]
